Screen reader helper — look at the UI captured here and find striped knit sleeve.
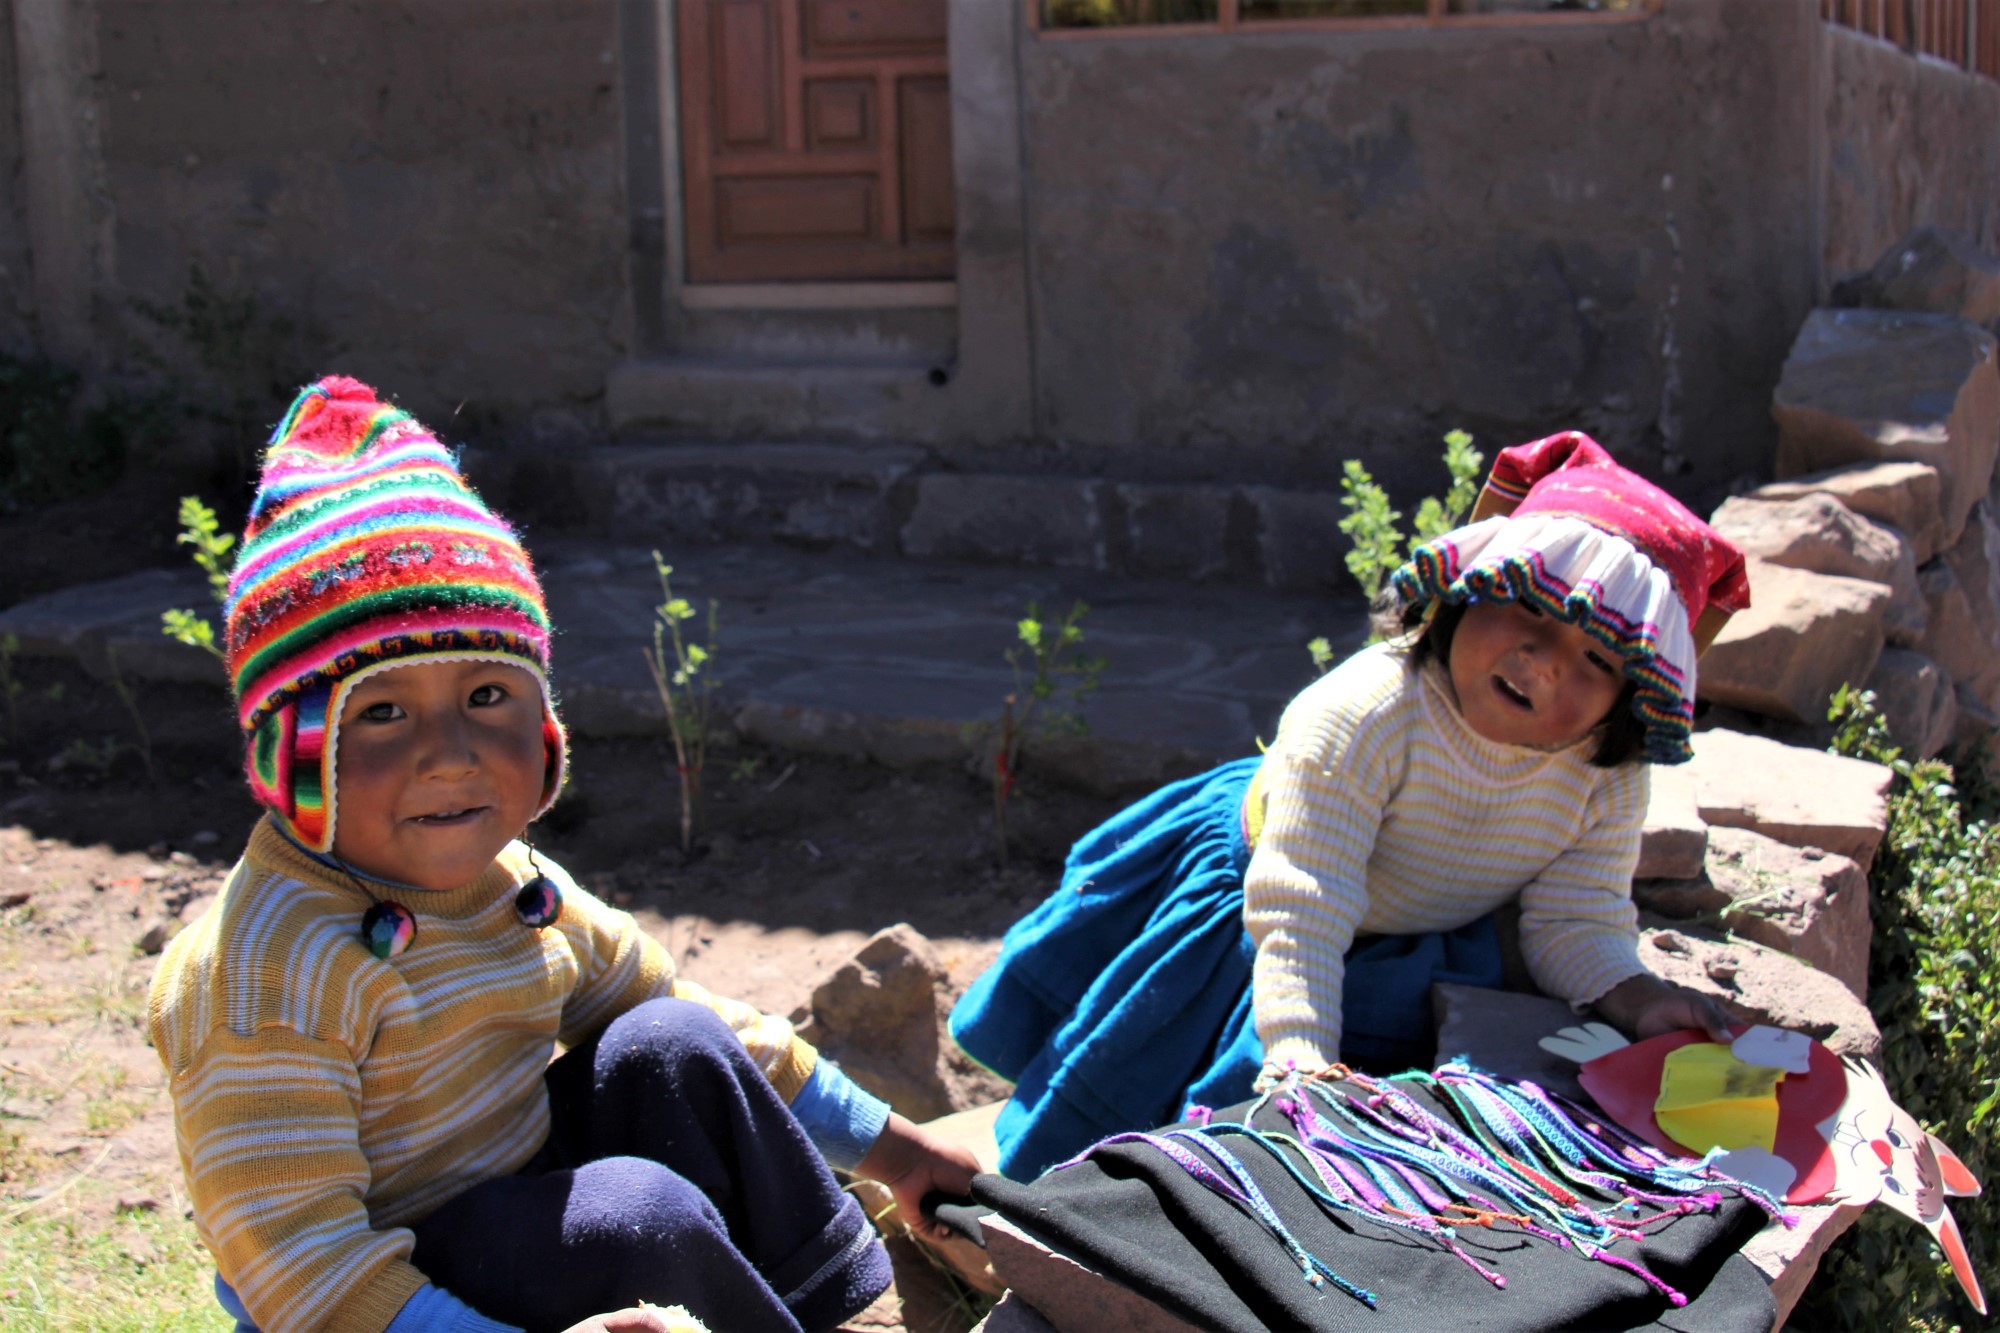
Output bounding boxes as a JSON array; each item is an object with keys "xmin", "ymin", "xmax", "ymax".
[
  {"xmin": 547, "ymin": 861, "xmax": 817, "ymax": 1100},
  {"xmin": 172, "ymin": 1025, "xmax": 427, "ymax": 1333},
  {"xmin": 1515, "ymin": 761, "xmax": 1650, "ymax": 1007},
  {"xmin": 1242, "ymin": 661, "xmax": 1407, "ymax": 1074}
]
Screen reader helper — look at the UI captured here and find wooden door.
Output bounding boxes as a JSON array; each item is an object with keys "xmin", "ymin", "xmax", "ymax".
[{"xmin": 677, "ymin": 0, "xmax": 956, "ymax": 283}]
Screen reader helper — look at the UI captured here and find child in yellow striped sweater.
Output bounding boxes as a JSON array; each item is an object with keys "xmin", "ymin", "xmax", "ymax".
[
  {"xmin": 953, "ymin": 432, "xmax": 1754, "ymax": 1179},
  {"xmin": 149, "ymin": 377, "xmax": 977, "ymax": 1333}
]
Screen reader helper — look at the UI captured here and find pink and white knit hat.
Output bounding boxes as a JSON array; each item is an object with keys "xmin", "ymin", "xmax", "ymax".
[{"xmin": 1391, "ymin": 432, "xmax": 1749, "ymax": 765}]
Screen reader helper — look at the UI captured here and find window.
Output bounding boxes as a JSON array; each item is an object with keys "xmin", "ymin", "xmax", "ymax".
[
  {"xmin": 1036, "ymin": 0, "xmax": 1654, "ymax": 33},
  {"xmin": 1820, "ymin": 0, "xmax": 2000, "ymax": 80}
]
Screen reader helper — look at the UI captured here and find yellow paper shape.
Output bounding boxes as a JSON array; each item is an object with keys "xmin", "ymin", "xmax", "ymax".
[{"xmin": 1654, "ymin": 1044, "xmax": 1783, "ymax": 1152}]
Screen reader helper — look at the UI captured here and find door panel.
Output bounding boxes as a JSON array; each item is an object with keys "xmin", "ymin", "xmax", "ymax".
[{"xmin": 678, "ymin": 0, "xmax": 955, "ymax": 283}]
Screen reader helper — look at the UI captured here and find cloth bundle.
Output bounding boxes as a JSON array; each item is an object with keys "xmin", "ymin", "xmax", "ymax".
[{"xmin": 968, "ymin": 1065, "xmax": 1782, "ymax": 1332}]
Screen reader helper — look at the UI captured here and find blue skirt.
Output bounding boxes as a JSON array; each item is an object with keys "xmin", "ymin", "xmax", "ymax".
[{"xmin": 949, "ymin": 757, "xmax": 1503, "ymax": 1180}]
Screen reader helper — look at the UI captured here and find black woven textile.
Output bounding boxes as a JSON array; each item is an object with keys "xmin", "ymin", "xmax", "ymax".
[{"xmin": 967, "ymin": 1085, "xmax": 1777, "ymax": 1333}]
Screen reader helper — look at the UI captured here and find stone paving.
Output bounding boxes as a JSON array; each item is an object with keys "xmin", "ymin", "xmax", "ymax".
[{"xmin": 0, "ymin": 538, "xmax": 1371, "ymax": 795}]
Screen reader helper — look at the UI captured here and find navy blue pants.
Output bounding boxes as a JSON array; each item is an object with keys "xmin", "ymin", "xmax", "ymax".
[
  {"xmin": 407, "ymin": 998, "xmax": 890, "ymax": 1332},
  {"xmin": 220, "ymin": 998, "xmax": 890, "ymax": 1333}
]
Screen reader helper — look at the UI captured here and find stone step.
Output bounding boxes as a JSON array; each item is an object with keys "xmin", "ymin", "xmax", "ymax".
[
  {"xmin": 0, "ymin": 538, "xmax": 1366, "ymax": 796},
  {"xmin": 474, "ymin": 440, "xmax": 1357, "ymax": 594}
]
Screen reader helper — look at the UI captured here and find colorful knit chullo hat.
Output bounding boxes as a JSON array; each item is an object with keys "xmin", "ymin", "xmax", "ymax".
[
  {"xmin": 1390, "ymin": 431, "xmax": 1749, "ymax": 766},
  {"xmin": 224, "ymin": 375, "xmax": 567, "ymax": 853}
]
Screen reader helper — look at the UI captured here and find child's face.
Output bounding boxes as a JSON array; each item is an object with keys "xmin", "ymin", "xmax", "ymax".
[
  {"xmin": 1447, "ymin": 599, "xmax": 1625, "ymax": 750},
  {"xmin": 329, "ymin": 659, "xmax": 548, "ymax": 890}
]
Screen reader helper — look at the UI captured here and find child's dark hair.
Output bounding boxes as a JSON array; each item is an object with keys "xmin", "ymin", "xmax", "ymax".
[{"xmin": 1370, "ymin": 592, "xmax": 1646, "ymax": 768}]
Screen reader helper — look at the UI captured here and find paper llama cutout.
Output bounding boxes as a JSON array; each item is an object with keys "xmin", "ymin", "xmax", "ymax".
[{"xmin": 1539, "ymin": 1022, "xmax": 1985, "ymax": 1314}]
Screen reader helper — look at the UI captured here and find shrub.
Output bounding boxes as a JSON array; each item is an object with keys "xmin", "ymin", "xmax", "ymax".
[{"xmin": 1796, "ymin": 686, "xmax": 2000, "ymax": 1331}]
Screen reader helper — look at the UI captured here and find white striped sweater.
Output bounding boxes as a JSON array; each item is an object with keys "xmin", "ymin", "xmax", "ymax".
[
  {"xmin": 1243, "ymin": 642, "xmax": 1649, "ymax": 1073},
  {"xmin": 148, "ymin": 819, "xmax": 812, "ymax": 1333}
]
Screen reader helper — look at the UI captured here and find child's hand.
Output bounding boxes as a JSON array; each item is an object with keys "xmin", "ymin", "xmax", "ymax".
[
  {"xmin": 1593, "ymin": 972, "xmax": 1735, "ymax": 1043},
  {"xmin": 559, "ymin": 1306, "xmax": 692, "ymax": 1333},
  {"xmin": 854, "ymin": 1112, "xmax": 981, "ymax": 1245}
]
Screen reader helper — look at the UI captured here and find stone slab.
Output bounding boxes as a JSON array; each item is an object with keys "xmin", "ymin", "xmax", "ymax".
[
  {"xmin": 1710, "ymin": 492, "xmax": 1923, "ymax": 645},
  {"xmin": 1772, "ymin": 308, "xmax": 2000, "ymax": 551},
  {"xmin": 1431, "ymin": 983, "xmax": 1589, "ymax": 1102},
  {"xmin": 1743, "ymin": 1201, "xmax": 1865, "ymax": 1330},
  {"xmin": 3, "ymin": 539, "xmax": 1359, "ymax": 799},
  {"xmin": 1753, "ymin": 459, "xmax": 1945, "ymax": 565},
  {"xmin": 1113, "ymin": 482, "xmax": 1241, "ymax": 583},
  {"xmin": 901, "ymin": 475, "xmax": 1107, "ymax": 571},
  {"xmin": 970, "ymin": 1292, "xmax": 1063, "ymax": 1333},
  {"xmin": 1639, "ymin": 927, "xmax": 1882, "ymax": 1061},
  {"xmin": 1635, "ymin": 827, "xmax": 1870, "ymax": 1000},
  {"xmin": 1638, "ymin": 762, "xmax": 1708, "ymax": 880},
  {"xmin": 1680, "ymin": 729, "xmax": 1892, "ymax": 871},
  {"xmin": 1866, "ymin": 646, "xmax": 1959, "ymax": 760},
  {"xmin": 1836, "ymin": 224, "xmax": 2000, "ymax": 328},
  {"xmin": 982, "ymin": 1215, "xmax": 1203, "ymax": 1333},
  {"xmin": 1698, "ymin": 559, "xmax": 1890, "ymax": 724}
]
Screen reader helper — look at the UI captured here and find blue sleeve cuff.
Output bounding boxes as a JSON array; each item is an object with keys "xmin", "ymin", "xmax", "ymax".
[
  {"xmin": 789, "ymin": 1058, "xmax": 892, "ymax": 1171},
  {"xmin": 386, "ymin": 1282, "xmax": 522, "ymax": 1333}
]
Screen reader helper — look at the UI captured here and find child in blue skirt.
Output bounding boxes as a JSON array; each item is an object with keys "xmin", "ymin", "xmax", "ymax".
[{"xmin": 952, "ymin": 432, "xmax": 1752, "ymax": 1179}]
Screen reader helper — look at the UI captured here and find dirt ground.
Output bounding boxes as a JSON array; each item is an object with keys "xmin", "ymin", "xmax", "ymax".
[{"xmin": 0, "ymin": 649, "xmax": 1122, "ymax": 1329}]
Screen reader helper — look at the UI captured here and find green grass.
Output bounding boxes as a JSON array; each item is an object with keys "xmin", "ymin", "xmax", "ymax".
[{"xmin": 0, "ymin": 1192, "xmax": 215, "ymax": 1330}]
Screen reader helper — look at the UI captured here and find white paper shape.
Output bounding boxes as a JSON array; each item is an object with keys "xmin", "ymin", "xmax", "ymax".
[
  {"xmin": 1538, "ymin": 1022, "xmax": 1630, "ymax": 1064},
  {"xmin": 1731, "ymin": 1026, "xmax": 1812, "ymax": 1075},
  {"xmin": 1709, "ymin": 1145, "xmax": 1800, "ymax": 1199}
]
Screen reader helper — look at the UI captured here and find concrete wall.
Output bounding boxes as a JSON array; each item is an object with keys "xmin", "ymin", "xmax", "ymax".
[
  {"xmin": 90, "ymin": 0, "xmax": 630, "ymax": 429},
  {"xmin": 1014, "ymin": 0, "xmax": 1821, "ymax": 504},
  {"xmin": 0, "ymin": 0, "xmax": 32, "ymax": 353},
  {"xmin": 1822, "ymin": 26, "xmax": 2000, "ymax": 280}
]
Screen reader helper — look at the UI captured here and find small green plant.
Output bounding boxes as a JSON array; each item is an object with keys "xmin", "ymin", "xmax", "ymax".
[
  {"xmin": 1796, "ymin": 685, "xmax": 2000, "ymax": 1330},
  {"xmin": 985, "ymin": 600, "xmax": 1106, "ymax": 864},
  {"xmin": 1318, "ymin": 429, "xmax": 1485, "ymax": 668},
  {"xmin": 159, "ymin": 496, "xmax": 234, "ymax": 659},
  {"xmin": 641, "ymin": 552, "xmax": 720, "ymax": 857}
]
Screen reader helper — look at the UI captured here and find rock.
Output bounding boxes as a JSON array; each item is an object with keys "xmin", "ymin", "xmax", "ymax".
[
  {"xmin": 1752, "ymin": 460, "xmax": 1946, "ymax": 564},
  {"xmin": 1635, "ymin": 828, "xmax": 1870, "ymax": 1001},
  {"xmin": 1636, "ymin": 763, "xmax": 1707, "ymax": 880},
  {"xmin": 983, "ymin": 1215, "xmax": 1204, "ymax": 1333},
  {"xmin": 1698, "ymin": 559, "xmax": 1890, "ymax": 724},
  {"xmin": 1864, "ymin": 648, "xmax": 1959, "ymax": 760},
  {"xmin": 1915, "ymin": 559, "xmax": 2000, "ymax": 710},
  {"xmin": 901, "ymin": 475, "xmax": 1106, "ymax": 571},
  {"xmin": 1244, "ymin": 486, "xmax": 1347, "ymax": 592},
  {"xmin": 974, "ymin": 1293, "xmax": 1063, "ymax": 1333},
  {"xmin": 1933, "ymin": 499, "xmax": 2000, "ymax": 705},
  {"xmin": 796, "ymin": 924, "xmax": 1011, "ymax": 1123},
  {"xmin": 1836, "ymin": 225, "xmax": 2000, "ymax": 328},
  {"xmin": 1431, "ymin": 984, "xmax": 1588, "ymax": 1103},
  {"xmin": 1679, "ymin": 729, "xmax": 1892, "ymax": 871},
  {"xmin": 1639, "ymin": 928, "xmax": 1881, "ymax": 1061},
  {"xmin": 115, "ymin": 1193, "xmax": 162, "ymax": 1213},
  {"xmin": 1743, "ymin": 1201, "xmax": 1867, "ymax": 1331},
  {"xmin": 1953, "ymin": 688, "xmax": 2000, "ymax": 784},
  {"xmin": 1772, "ymin": 309, "xmax": 2000, "ymax": 550},
  {"xmin": 1710, "ymin": 493, "xmax": 1924, "ymax": 645},
  {"xmin": 137, "ymin": 919, "xmax": 175, "ymax": 955}
]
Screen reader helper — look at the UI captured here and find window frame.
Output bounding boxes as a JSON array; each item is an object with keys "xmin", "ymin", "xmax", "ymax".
[{"xmin": 1026, "ymin": 0, "xmax": 1662, "ymax": 40}]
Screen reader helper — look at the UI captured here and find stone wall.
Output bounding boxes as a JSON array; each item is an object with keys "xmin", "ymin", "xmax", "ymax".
[
  {"xmin": 1014, "ymin": 1, "xmax": 1821, "ymax": 503},
  {"xmin": 1822, "ymin": 26, "xmax": 2000, "ymax": 282},
  {"xmin": 87, "ymin": 0, "xmax": 630, "ymax": 427},
  {"xmin": 0, "ymin": 0, "xmax": 33, "ymax": 353}
]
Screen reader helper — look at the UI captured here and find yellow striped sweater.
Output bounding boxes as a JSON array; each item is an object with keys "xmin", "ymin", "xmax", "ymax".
[
  {"xmin": 147, "ymin": 819, "xmax": 813, "ymax": 1333},
  {"xmin": 1243, "ymin": 641, "xmax": 1649, "ymax": 1073}
]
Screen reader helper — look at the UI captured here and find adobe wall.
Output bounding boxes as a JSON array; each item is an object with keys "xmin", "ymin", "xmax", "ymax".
[
  {"xmin": 0, "ymin": 0, "xmax": 32, "ymax": 354},
  {"xmin": 1013, "ymin": 0, "xmax": 1820, "ymax": 505},
  {"xmin": 1822, "ymin": 26, "xmax": 2000, "ymax": 281},
  {"xmin": 87, "ymin": 0, "xmax": 630, "ymax": 428}
]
